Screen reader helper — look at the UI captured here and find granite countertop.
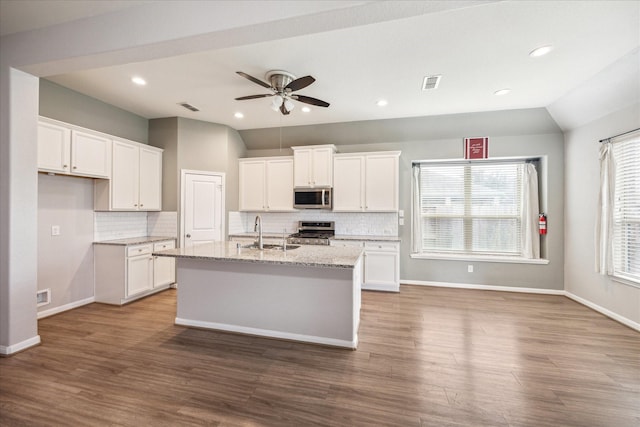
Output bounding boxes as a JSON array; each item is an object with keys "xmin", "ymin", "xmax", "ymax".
[
  {"xmin": 94, "ymin": 236, "xmax": 176, "ymax": 246},
  {"xmin": 154, "ymin": 241, "xmax": 363, "ymax": 269},
  {"xmin": 332, "ymin": 235, "xmax": 401, "ymax": 242},
  {"xmin": 230, "ymin": 232, "xmax": 400, "ymax": 242}
]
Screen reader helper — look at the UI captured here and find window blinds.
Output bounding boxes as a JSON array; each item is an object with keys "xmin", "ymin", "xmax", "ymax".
[
  {"xmin": 418, "ymin": 162, "xmax": 525, "ymax": 256},
  {"xmin": 612, "ymin": 132, "xmax": 640, "ymax": 283}
]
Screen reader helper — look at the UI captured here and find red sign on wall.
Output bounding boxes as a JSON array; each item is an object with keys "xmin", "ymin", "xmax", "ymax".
[{"xmin": 464, "ymin": 137, "xmax": 489, "ymax": 159}]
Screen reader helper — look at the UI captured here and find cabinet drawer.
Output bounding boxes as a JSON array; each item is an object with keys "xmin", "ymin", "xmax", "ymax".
[
  {"xmin": 364, "ymin": 241, "xmax": 400, "ymax": 251},
  {"xmin": 153, "ymin": 240, "xmax": 175, "ymax": 251},
  {"xmin": 330, "ymin": 240, "xmax": 364, "ymax": 248},
  {"xmin": 127, "ymin": 244, "xmax": 152, "ymax": 257}
]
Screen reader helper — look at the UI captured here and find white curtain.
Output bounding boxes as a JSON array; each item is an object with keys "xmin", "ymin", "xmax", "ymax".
[
  {"xmin": 595, "ymin": 142, "xmax": 614, "ymax": 275},
  {"xmin": 412, "ymin": 165, "xmax": 422, "ymax": 253},
  {"xmin": 521, "ymin": 163, "xmax": 540, "ymax": 259}
]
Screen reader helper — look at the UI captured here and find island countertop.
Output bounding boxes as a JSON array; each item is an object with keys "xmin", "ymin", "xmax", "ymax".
[{"xmin": 154, "ymin": 241, "xmax": 363, "ymax": 269}]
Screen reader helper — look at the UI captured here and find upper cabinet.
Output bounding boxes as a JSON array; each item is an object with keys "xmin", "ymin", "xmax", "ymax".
[
  {"xmin": 333, "ymin": 151, "xmax": 400, "ymax": 212},
  {"xmin": 38, "ymin": 119, "xmax": 111, "ymax": 179},
  {"xmin": 292, "ymin": 145, "xmax": 336, "ymax": 188},
  {"xmin": 95, "ymin": 139, "xmax": 163, "ymax": 211},
  {"xmin": 239, "ymin": 157, "xmax": 294, "ymax": 211}
]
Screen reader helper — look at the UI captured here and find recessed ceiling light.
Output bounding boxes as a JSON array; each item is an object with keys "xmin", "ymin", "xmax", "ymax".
[
  {"xmin": 131, "ymin": 76, "xmax": 146, "ymax": 86},
  {"xmin": 529, "ymin": 45, "xmax": 554, "ymax": 58},
  {"xmin": 234, "ymin": 112, "xmax": 244, "ymax": 119},
  {"xmin": 301, "ymin": 106, "xmax": 311, "ymax": 113},
  {"xmin": 494, "ymin": 88, "xmax": 511, "ymax": 96},
  {"xmin": 376, "ymin": 99, "xmax": 388, "ymax": 107}
]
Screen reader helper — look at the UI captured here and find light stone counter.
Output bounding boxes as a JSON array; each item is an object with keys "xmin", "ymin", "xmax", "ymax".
[
  {"xmin": 95, "ymin": 236, "xmax": 175, "ymax": 246},
  {"xmin": 332, "ymin": 235, "xmax": 401, "ymax": 242},
  {"xmin": 154, "ymin": 241, "xmax": 363, "ymax": 269}
]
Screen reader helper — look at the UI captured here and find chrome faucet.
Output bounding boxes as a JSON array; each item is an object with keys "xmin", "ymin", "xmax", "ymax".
[{"xmin": 254, "ymin": 215, "xmax": 263, "ymax": 250}]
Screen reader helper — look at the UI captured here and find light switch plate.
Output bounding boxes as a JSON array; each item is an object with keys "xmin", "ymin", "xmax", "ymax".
[
  {"xmin": 51, "ymin": 225, "xmax": 60, "ymax": 236},
  {"xmin": 399, "ymin": 210, "xmax": 405, "ymax": 218}
]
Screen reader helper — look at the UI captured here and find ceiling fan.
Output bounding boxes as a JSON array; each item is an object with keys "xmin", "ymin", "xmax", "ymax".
[{"xmin": 235, "ymin": 70, "xmax": 330, "ymax": 115}]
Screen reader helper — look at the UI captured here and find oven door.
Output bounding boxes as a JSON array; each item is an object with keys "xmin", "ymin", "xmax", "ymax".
[{"xmin": 293, "ymin": 188, "xmax": 332, "ymax": 209}]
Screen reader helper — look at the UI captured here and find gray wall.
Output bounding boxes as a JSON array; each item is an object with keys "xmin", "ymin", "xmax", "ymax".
[
  {"xmin": 39, "ymin": 79, "xmax": 149, "ymax": 143},
  {"xmin": 37, "ymin": 82, "xmax": 151, "ymax": 315},
  {"xmin": 246, "ymin": 109, "xmax": 565, "ymax": 290},
  {"xmin": 148, "ymin": 117, "xmax": 247, "ymax": 234},
  {"xmin": 38, "ymin": 174, "xmax": 94, "ymax": 313},
  {"xmin": 564, "ymin": 103, "xmax": 640, "ymax": 324}
]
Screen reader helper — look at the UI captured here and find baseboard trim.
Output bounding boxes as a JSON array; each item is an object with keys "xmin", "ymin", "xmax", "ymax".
[
  {"xmin": 401, "ymin": 279, "xmax": 565, "ymax": 295},
  {"xmin": 37, "ymin": 296, "xmax": 95, "ymax": 319},
  {"xmin": 0, "ymin": 335, "xmax": 41, "ymax": 356},
  {"xmin": 565, "ymin": 291, "xmax": 640, "ymax": 332},
  {"xmin": 175, "ymin": 317, "xmax": 357, "ymax": 349},
  {"xmin": 401, "ymin": 280, "xmax": 639, "ymax": 331}
]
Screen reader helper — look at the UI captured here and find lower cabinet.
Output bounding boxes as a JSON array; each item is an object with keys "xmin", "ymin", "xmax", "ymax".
[
  {"xmin": 330, "ymin": 240, "xmax": 400, "ymax": 292},
  {"xmin": 95, "ymin": 240, "xmax": 175, "ymax": 305}
]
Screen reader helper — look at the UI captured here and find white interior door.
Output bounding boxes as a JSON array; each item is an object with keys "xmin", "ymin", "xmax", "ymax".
[{"xmin": 182, "ymin": 170, "xmax": 225, "ymax": 248}]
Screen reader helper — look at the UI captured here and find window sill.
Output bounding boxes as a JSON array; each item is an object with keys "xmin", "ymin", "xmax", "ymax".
[
  {"xmin": 612, "ymin": 275, "xmax": 640, "ymax": 289},
  {"xmin": 410, "ymin": 253, "xmax": 550, "ymax": 265}
]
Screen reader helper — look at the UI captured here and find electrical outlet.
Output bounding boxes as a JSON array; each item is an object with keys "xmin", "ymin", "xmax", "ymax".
[
  {"xmin": 399, "ymin": 218, "xmax": 404, "ymax": 226},
  {"xmin": 467, "ymin": 264, "xmax": 474, "ymax": 273},
  {"xmin": 51, "ymin": 225, "xmax": 60, "ymax": 236}
]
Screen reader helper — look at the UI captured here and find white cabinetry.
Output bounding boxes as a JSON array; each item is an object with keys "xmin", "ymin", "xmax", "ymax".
[
  {"xmin": 292, "ymin": 145, "xmax": 336, "ymax": 188},
  {"xmin": 38, "ymin": 118, "xmax": 111, "ymax": 179},
  {"xmin": 153, "ymin": 241, "xmax": 176, "ymax": 288},
  {"xmin": 95, "ymin": 140, "xmax": 162, "ymax": 211},
  {"xmin": 95, "ymin": 239, "xmax": 175, "ymax": 305},
  {"xmin": 333, "ymin": 151, "xmax": 400, "ymax": 212},
  {"xmin": 330, "ymin": 239, "xmax": 400, "ymax": 292},
  {"xmin": 238, "ymin": 157, "xmax": 293, "ymax": 211}
]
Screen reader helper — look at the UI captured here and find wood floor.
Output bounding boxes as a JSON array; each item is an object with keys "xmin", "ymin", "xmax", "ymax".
[{"xmin": 1, "ymin": 285, "xmax": 638, "ymax": 426}]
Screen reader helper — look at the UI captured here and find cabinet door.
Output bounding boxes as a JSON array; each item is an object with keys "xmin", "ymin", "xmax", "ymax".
[
  {"xmin": 153, "ymin": 241, "xmax": 175, "ymax": 288},
  {"xmin": 38, "ymin": 121, "xmax": 71, "ymax": 173},
  {"xmin": 71, "ymin": 130, "xmax": 111, "ymax": 178},
  {"xmin": 333, "ymin": 156, "xmax": 365, "ymax": 211},
  {"xmin": 239, "ymin": 160, "xmax": 266, "ymax": 211},
  {"xmin": 293, "ymin": 149, "xmax": 312, "ymax": 187},
  {"xmin": 365, "ymin": 155, "xmax": 398, "ymax": 211},
  {"xmin": 363, "ymin": 244, "xmax": 400, "ymax": 292},
  {"xmin": 266, "ymin": 158, "xmax": 293, "ymax": 211},
  {"xmin": 127, "ymin": 254, "xmax": 153, "ymax": 296},
  {"xmin": 311, "ymin": 147, "xmax": 334, "ymax": 187},
  {"xmin": 111, "ymin": 141, "xmax": 140, "ymax": 210},
  {"xmin": 139, "ymin": 147, "xmax": 162, "ymax": 211}
]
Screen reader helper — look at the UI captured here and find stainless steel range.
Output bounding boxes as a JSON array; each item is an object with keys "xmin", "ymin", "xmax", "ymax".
[{"xmin": 287, "ymin": 221, "xmax": 335, "ymax": 246}]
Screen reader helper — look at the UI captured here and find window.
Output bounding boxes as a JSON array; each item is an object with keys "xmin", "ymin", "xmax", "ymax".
[
  {"xmin": 412, "ymin": 160, "xmax": 540, "ymax": 259},
  {"xmin": 611, "ymin": 132, "xmax": 640, "ymax": 284}
]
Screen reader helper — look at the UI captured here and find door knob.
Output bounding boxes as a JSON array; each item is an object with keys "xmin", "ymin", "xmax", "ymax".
[{"xmin": 186, "ymin": 234, "xmax": 191, "ymax": 238}]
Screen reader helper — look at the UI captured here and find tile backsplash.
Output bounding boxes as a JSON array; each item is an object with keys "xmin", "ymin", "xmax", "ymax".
[
  {"xmin": 94, "ymin": 211, "xmax": 178, "ymax": 241},
  {"xmin": 228, "ymin": 211, "xmax": 398, "ymax": 236}
]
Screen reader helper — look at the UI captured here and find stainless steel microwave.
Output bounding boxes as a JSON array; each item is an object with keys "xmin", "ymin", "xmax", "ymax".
[{"xmin": 293, "ymin": 188, "xmax": 332, "ymax": 209}]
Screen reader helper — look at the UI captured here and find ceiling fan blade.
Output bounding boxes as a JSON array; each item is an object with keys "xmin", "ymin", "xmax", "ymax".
[
  {"xmin": 280, "ymin": 103, "xmax": 290, "ymax": 115},
  {"xmin": 235, "ymin": 94, "xmax": 274, "ymax": 100},
  {"xmin": 236, "ymin": 71, "xmax": 272, "ymax": 89},
  {"xmin": 292, "ymin": 95, "xmax": 330, "ymax": 108},
  {"xmin": 285, "ymin": 75, "xmax": 315, "ymax": 92}
]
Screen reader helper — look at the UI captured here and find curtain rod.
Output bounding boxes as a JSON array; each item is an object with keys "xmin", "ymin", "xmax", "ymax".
[{"xmin": 599, "ymin": 128, "xmax": 639, "ymax": 143}]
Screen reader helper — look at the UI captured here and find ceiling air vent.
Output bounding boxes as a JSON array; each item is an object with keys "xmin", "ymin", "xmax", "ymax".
[
  {"xmin": 178, "ymin": 102, "xmax": 200, "ymax": 112},
  {"xmin": 422, "ymin": 75, "xmax": 442, "ymax": 91}
]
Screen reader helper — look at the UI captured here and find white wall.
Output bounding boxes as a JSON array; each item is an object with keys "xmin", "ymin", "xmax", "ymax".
[
  {"xmin": 564, "ymin": 104, "xmax": 640, "ymax": 327},
  {"xmin": 37, "ymin": 174, "xmax": 94, "ymax": 315}
]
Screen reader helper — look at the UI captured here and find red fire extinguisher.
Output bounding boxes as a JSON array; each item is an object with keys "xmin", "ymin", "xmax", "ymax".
[{"xmin": 539, "ymin": 213, "xmax": 547, "ymax": 235}]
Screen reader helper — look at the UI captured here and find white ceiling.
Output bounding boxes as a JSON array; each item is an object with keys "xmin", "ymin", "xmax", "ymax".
[{"xmin": 3, "ymin": 1, "xmax": 639, "ymax": 131}]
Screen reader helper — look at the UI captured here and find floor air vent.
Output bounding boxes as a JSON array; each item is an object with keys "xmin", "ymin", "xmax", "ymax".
[{"xmin": 37, "ymin": 289, "xmax": 51, "ymax": 307}]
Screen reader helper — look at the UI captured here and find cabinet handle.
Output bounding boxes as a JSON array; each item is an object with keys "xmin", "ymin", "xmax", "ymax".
[
  {"xmin": 186, "ymin": 234, "xmax": 191, "ymax": 238},
  {"xmin": 140, "ymin": 204, "xmax": 144, "ymax": 207},
  {"xmin": 73, "ymin": 166, "xmax": 77, "ymax": 170},
  {"xmin": 134, "ymin": 204, "xmax": 138, "ymax": 207},
  {"xmin": 63, "ymin": 164, "xmax": 68, "ymax": 168}
]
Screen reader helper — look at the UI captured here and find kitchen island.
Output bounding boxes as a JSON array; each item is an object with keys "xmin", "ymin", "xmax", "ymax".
[{"xmin": 154, "ymin": 241, "xmax": 363, "ymax": 349}]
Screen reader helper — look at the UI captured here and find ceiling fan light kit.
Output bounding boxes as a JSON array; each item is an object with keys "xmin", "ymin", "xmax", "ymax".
[{"xmin": 235, "ymin": 70, "xmax": 330, "ymax": 115}]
